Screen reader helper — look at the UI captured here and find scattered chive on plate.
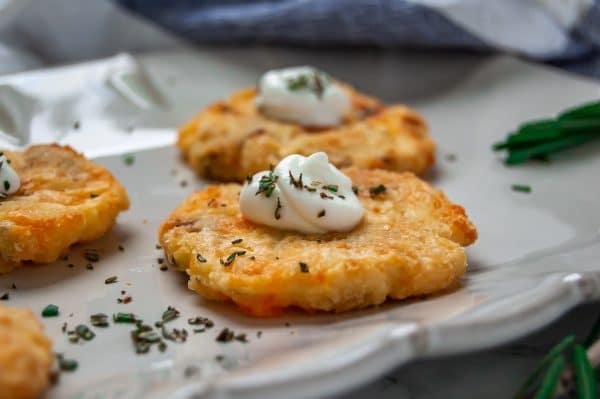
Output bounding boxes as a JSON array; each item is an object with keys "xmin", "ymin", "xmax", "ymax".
[{"xmin": 493, "ymin": 101, "xmax": 600, "ymax": 164}]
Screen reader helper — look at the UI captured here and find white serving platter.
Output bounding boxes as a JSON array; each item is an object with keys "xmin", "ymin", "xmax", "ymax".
[{"xmin": 0, "ymin": 48, "xmax": 599, "ymax": 399}]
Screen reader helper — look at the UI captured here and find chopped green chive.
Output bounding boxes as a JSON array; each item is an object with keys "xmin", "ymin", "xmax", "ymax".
[
  {"xmin": 0, "ymin": 293, "xmax": 8, "ymax": 300},
  {"xmin": 67, "ymin": 332, "xmax": 79, "ymax": 343},
  {"xmin": 137, "ymin": 330, "xmax": 161, "ymax": 343},
  {"xmin": 231, "ymin": 238, "xmax": 243, "ymax": 245},
  {"xmin": 104, "ymin": 276, "xmax": 118, "ymax": 284},
  {"xmin": 369, "ymin": 184, "xmax": 387, "ymax": 198},
  {"xmin": 90, "ymin": 313, "xmax": 109, "ymax": 327},
  {"xmin": 299, "ymin": 262, "xmax": 309, "ymax": 273},
  {"xmin": 135, "ymin": 325, "xmax": 160, "ymax": 345},
  {"xmin": 317, "ymin": 209, "xmax": 326, "ymax": 218},
  {"xmin": 255, "ymin": 172, "xmax": 278, "ymax": 198},
  {"xmin": 131, "ymin": 323, "xmax": 160, "ymax": 354},
  {"xmin": 123, "ymin": 154, "xmax": 135, "ymax": 166},
  {"xmin": 493, "ymin": 101, "xmax": 600, "ymax": 164},
  {"xmin": 158, "ymin": 341, "xmax": 167, "ymax": 352},
  {"xmin": 134, "ymin": 340, "xmax": 150, "ymax": 354},
  {"xmin": 42, "ymin": 304, "xmax": 59, "ymax": 317},
  {"xmin": 511, "ymin": 184, "xmax": 532, "ymax": 193},
  {"xmin": 323, "ymin": 184, "xmax": 338, "ymax": 192},
  {"xmin": 4, "ymin": 181, "xmax": 9, "ymax": 191},
  {"xmin": 75, "ymin": 324, "xmax": 95, "ymax": 341},
  {"xmin": 84, "ymin": 249, "xmax": 100, "ymax": 262},
  {"xmin": 113, "ymin": 312, "xmax": 137, "ymax": 323},
  {"xmin": 558, "ymin": 100, "xmax": 600, "ymax": 121},
  {"xmin": 161, "ymin": 325, "xmax": 188, "ymax": 343},
  {"xmin": 196, "ymin": 253, "xmax": 207, "ymax": 263},
  {"xmin": 245, "ymin": 174, "xmax": 253, "ymax": 184},
  {"xmin": 161, "ymin": 306, "xmax": 180, "ymax": 323},
  {"xmin": 188, "ymin": 317, "xmax": 214, "ymax": 328},
  {"xmin": 220, "ymin": 251, "xmax": 246, "ymax": 266},
  {"xmin": 56, "ymin": 354, "xmax": 78, "ymax": 372},
  {"xmin": 287, "ymin": 74, "xmax": 310, "ymax": 91},
  {"xmin": 286, "ymin": 71, "xmax": 328, "ymax": 99}
]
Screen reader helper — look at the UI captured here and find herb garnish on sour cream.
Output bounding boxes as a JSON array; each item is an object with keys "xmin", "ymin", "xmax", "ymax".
[
  {"xmin": 240, "ymin": 152, "xmax": 364, "ymax": 234},
  {"xmin": 255, "ymin": 66, "xmax": 351, "ymax": 127}
]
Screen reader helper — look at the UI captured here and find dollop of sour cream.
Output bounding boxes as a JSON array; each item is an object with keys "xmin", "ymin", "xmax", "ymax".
[
  {"xmin": 240, "ymin": 152, "xmax": 364, "ymax": 234},
  {"xmin": 255, "ymin": 66, "xmax": 351, "ymax": 127},
  {"xmin": 0, "ymin": 152, "xmax": 20, "ymax": 198}
]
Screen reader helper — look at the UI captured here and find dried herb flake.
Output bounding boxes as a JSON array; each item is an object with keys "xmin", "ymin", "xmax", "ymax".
[
  {"xmin": 161, "ymin": 306, "xmax": 180, "ymax": 323},
  {"xmin": 123, "ymin": 154, "xmax": 135, "ymax": 166},
  {"xmin": 369, "ymin": 184, "xmax": 387, "ymax": 198},
  {"xmin": 56, "ymin": 354, "xmax": 78, "ymax": 372},
  {"xmin": 104, "ymin": 276, "xmax": 118, "ymax": 284},
  {"xmin": 90, "ymin": 313, "xmax": 109, "ymax": 327},
  {"xmin": 220, "ymin": 251, "xmax": 246, "ymax": 266},
  {"xmin": 274, "ymin": 197, "xmax": 282, "ymax": 220}
]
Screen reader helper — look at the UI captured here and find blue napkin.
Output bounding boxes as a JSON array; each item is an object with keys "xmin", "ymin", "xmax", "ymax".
[{"xmin": 117, "ymin": 0, "xmax": 600, "ymax": 78}]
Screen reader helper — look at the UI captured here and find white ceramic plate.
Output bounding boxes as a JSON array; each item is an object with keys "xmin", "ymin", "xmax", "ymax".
[{"xmin": 0, "ymin": 49, "xmax": 599, "ymax": 399}]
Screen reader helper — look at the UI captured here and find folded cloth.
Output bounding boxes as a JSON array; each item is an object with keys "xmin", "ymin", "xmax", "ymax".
[
  {"xmin": 117, "ymin": 0, "xmax": 600, "ymax": 64},
  {"xmin": 0, "ymin": 0, "xmax": 598, "ymax": 79}
]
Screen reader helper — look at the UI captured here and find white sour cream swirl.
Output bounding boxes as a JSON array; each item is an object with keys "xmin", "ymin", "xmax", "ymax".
[
  {"xmin": 255, "ymin": 66, "xmax": 351, "ymax": 127},
  {"xmin": 0, "ymin": 152, "xmax": 20, "ymax": 198},
  {"xmin": 240, "ymin": 152, "xmax": 364, "ymax": 234}
]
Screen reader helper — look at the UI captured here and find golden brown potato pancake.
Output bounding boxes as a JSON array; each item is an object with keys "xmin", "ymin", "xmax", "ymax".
[
  {"xmin": 0, "ymin": 144, "xmax": 129, "ymax": 273},
  {"xmin": 178, "ymin": 86, "xmax": 435, "ymax": 182},
  {"xmin": 0, "ymin": 304, "xmax": 53, "ymax": 399},
  {"xmin": 159, "ymin": 168, "xmax": 476, "ymax": 316}
]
